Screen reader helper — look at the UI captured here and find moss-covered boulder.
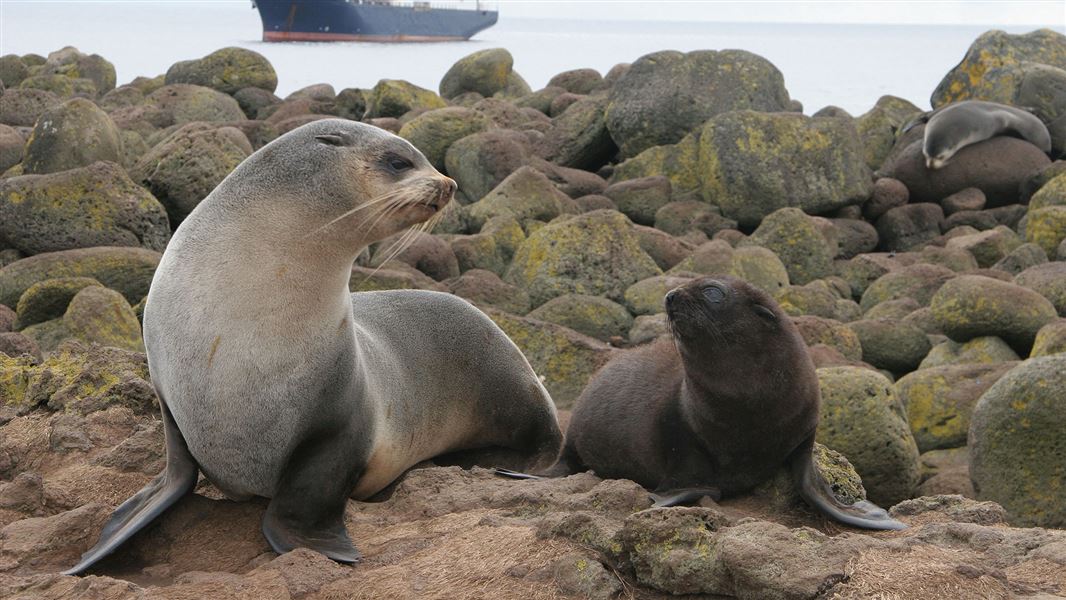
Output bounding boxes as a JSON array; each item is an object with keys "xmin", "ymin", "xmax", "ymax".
[
  {"xmin": 740, "ymin": 208, "xmax": 833, "ymax": 285},
  {"xmin": 21, "ymin": 98, "xmax": 121, "ymax": 175},
  {"xmin": 0, "ymin": 161, "xmax": 170, "ymax": 255},
  {"xmin": 444, "ymin": 268, "xmax": 530, "ymax": 315},
  {"xmin": 1029, "ymin": 171, "xmax": 1066, "ymax": 210},
  {"xmin": 1024, "ymin": 206, "xmax": 1066, "ymax": 256},
  {"xmin": 931, "ymin": 28, "xmax": 1066, "ymax": 107},
  {"xmin": 775, "ymin": 284, "xmax": 844, "ymax": 320},
  {"xmin": 945, "ymin": 226, "xmax": 1022, "ymax": 268},
  {"xmin": 859, "ymin": 263, "xmax": 954, "ymax": 312},
  {"xmin": 438, "ymin": 48, "xmax": 515, "ymax": 99},
  {"xmin": 601, "ymin": 176, "xmax": 671, "ymax": 227},
  {"xmin": 791, "ymin": 315, "xmax": 863, "ymax": 361},
  {"xmin": 1030, "ymin": 319, "xmax": 1066, "ymax": 356},
  {"xmin": 623, "ymin": 275, "xmax": 694, "ymax": 316},
  {"xmin": 445, "ymin": 129, "xmax": 530, "ymax": 204},
  {"xmin": 816, "ymin": 366, "xmax": 921, "ymax": 506},
  {"xmin": 698, "ymin": 111, "xmax": 872, "ymax": 227},
  {"xmin": 483, "ymin": 307, "xmax": 613, "ymax": 409},
  {"xmin": 969, "ymin": 355, "xmax": 1066, "ymax": 527},
  {"xmin": 874, "ymin": 203, "xmax": 944, "ymax": 252},
  {"xmin": 651, "ymin": 200, "xmax": 734, "ymax": 239},
  {"xmin": 398, "ymin": 107, "xmax": 491, "ymax": 172},
  {"xmin": 527, "ymin": 294, "xmax": 633, "ymax": 342},
  {"xmin": 0, "ymin": 246, "xmax": 161, "ymax": 309},
  {"xmin": 1014, "ymin": 262, "xmax": 1066, "ymax": 317},
  {"xmin": 348, "ymin": 264, "xmax": 444, "ymax": 293},
  {"xmin": 846, "ymin": 318, "xmax": 931, "ymax": 373},
  {"xmin": 0, "ymin": 88, "xmax": 60, "ymax": 127},
  {"xmin": 463, "ymin": 166, "xmax": 577, "ymax": 232},
  {"xmin": 61, "ymin": 286, "xmax": 144, "ymax": 353},
  {"xmin": 506, "ymin": 209, "xmax": 661, "ymax": 308},
  {"xmin": 14, "ymin": 277, "xmax": 102, "ymax": 328},
  {"xmin": 131, "ymin": 123, "xmax": 251, "ymax": 224},
  {"xmin": 854, "ymin": 95, "xmax": 922, "ymax": 170},
  {"xmin": 365, "ymin": 79, "xmax": 447, "ymax": 119},
  {"xmin": 991, "ymin": 242, "xmax": 1047, "ymax": 275},
  {"xmin": 632, "ymin": 225, "xmax": 693, "ymax": 271},
  {"xmin": 233, "ymin": 86, "xmax": 281, "ymax": 119},
  {"xmin": 143, "ymin": 84, "xmax": 246, "ymax": 126},
  {"xmin": 165, "ymin": 47, "xmax": 277, "ymax": 94},
  {"xmin": 605, "ymin": 50, "xmax": 791, "ymax": 158},
  {"xmin": 0, "ymin": 124, "xmax": 24, "ymax": 174},
  {"xmin": 896, "ymin": 362, "xmax": 1017, "ymax": 453},
  {"xmin": 34, "ymin": 46, "xmax": 116, "ymax": 96},
  {"xmin": 536, "ymin": 96, "xmax": 616, "ymax": 172},
  {"xmin": 448, "ymin": 216, "xmax": 525, "ymax": 276},
  {"xmin": 930, "ymin": 274, "xmax": 1058, "ymax": 354},
  {"xmin": 610, "ymin": 131, "xmax": 702, "ymax": 195},
  {"xmin": 0, "ymin": 54, "xmax": 28, "ymax": 88},
  {"xmin": 919, "ymin": 336, "xmax": 1020, "ymax": 369}
]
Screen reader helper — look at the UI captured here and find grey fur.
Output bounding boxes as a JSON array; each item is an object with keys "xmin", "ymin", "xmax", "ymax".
[
  {"xmin": 65, "ymin": 119, "xmax": 562, "ymax": 574},
  {"xmin": 922, "ymin": 100, "xmax": 1051, "ymax": 169}
]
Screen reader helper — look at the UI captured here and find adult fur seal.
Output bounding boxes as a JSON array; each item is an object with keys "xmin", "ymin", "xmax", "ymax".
[
  {"xmin": 500, "ymin": 276, "xmax": 904, "ymax": 530},
  {"xmin": 903, "ymin": 100, "xmax": 1051, "ymax": 169},
  {"xmin": 65, "ymin": 119, "xmax": 563, "ymax": 574}
]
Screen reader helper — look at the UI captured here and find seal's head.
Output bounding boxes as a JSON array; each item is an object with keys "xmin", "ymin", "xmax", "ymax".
[{"xmin": 217, "ymin": 118, "xmax": 456, "ymax": 252}]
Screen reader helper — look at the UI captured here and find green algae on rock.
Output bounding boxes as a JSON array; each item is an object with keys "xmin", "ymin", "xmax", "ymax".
[
  {"xmin": 364, "ymin": 79, "xmax": 447, "ymax": 119},
  {"xmin": 1025, "ymin": 206, "xmax": 1066, "ymax": 257},
  {"xmin": 398, "ymin": 107, "xmax": 491, "ymax": 172},
  {"xmin": 165, "ymin": 47, "xmax": 277, "ymax": 95},
  {"xmin": 527, "ymin": 294, "xmax": 633, "ymax": 342},
  {"xmin": 610, "ymin": 131, "xmax": 703, "ymax": 195},
  {"xmin": 15, "ymin": 277, "xmax": 103, "ymax": 329},
  {"xmin": 1030, "ymin": 319, "xmax": 1066, "ymax": 357},
  {"xmin": 0, "ymin": 246, "xmax": 161, "ymax": 309},
  {"xmin": 969, "ymin": 355, "xmax": 1066, "ymax": 527},
  {"xmin": 463, "ymin": 166, "xmax": 578, "ymax": 232},
  {"xmin": 929, "ymin": 274, "xmax": 1058, "ymax": 355},
  {"xmin": 438, "ymin": 48, "xmax": 516, "ymax": 100},
  {"xmin": 741, "ymin": 207, "xmax": 835, "ymax": 285},
  {"xmin": 919, "ymin": 336, "xmax": 1020, "ymax": 369}
]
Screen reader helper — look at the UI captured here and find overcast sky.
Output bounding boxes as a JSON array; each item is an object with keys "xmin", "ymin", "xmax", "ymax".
[{"xmin": 491, "ymin": 1, "xmax": 1064, "ymax": 26}]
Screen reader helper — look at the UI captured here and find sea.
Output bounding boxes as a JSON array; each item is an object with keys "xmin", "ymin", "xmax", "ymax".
[{"xmin": 0, "ymin": 1, "xmax": 1061, "ymax": 115}]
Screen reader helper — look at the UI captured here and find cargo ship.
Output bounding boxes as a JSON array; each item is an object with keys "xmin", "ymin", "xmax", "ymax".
[{"xmin": 254, "ymin": 0, "xmax": 498, "ymax": 42}]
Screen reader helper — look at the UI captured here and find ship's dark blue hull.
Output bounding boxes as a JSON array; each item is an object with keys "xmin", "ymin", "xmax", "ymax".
[{"xmin": 255, "ymin": 0, "xmax": 498, "ymax": 42}]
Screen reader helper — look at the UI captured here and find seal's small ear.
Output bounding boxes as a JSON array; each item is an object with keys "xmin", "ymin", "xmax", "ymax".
[{"xmin": 315, "ymin": 134, "xmax": 347, "ymax": 146}]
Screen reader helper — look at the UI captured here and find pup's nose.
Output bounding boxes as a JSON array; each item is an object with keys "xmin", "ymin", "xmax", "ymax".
[
  {"xmin": 664, "ymin": 290, "xmax": 679, "ymax": 309},
  {"xmin": 443, "ymin": 177, "xmax": 458, "ymax": 196}
]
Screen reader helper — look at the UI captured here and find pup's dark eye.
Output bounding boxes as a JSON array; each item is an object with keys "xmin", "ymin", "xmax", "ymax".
[
  {"xmin": 386, "ymin": 156, "xmax": 414, "ymax": 172},
  {"xmin": 753, "ymin": 304, "xmax": 777, "ymax": 321},
  {"xmin": 702, "ymin": 287, "xmax": 725, "ymax": 303}
]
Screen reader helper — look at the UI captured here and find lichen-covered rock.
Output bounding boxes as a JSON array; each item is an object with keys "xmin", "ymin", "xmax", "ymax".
[
  {"xmin": 816, "ymin": 366, "xmax": 921, "ymax": 506},
  {"xmin": 991, "ymin": 242, "xmax": 1047, "ymax": 275},
  {"xmin": 775, "ymin": 284, "xmax": 844, "ymax": 320},
  {"xmin": 623, "ymin": 275, "xmax": 693, "ymax": 316},
  {"xmin": 632, "ymin": 225, "xmax": 692, "ymax": 271},
  {"xmin": 0, "ymin": 246, "xmax": 161, "ymax": 309},
  {"xmin": 14, "ymin": 276, "xmax": 102, "ymax": 328},
  {"xmin": 445, "ymin": 129, "xmax": 530, "ymax": 204},
  {"xmin": 35, "ymin": 46, "xmax": 116, "ymax": 96},
  {"xmin": 348, "ymin": 264, "xmax": 444, "ymax": 293},
  {"xmin": 741, "ymin": 207, "xmax": 833, "ymax": 285},
  {"xmin": 875, "ymin": 203, "xmax": 944, "ymax": 252},
  {"xmin": 863, "ymin": 297, "xmax": 920, "ymax": 320},
  {"xmin": 610, "ymin": 131, "xmax": 702, "ymax": 195},
  {"xmin": 0, "ymin": 88, "xmax": 60, "ymax": 127},
  {"xmin": 444, "ymin": 268, "xmax": 530, "ymax": 315},
  {"xmin": 919, "ymin": 336, "xmax": 1020, "ymax": 369},
  {"xmin": 483, "ymin": 307, "xmax": 613, "ymax": 408},
  {"xmin": 605, "ymin": 50, "xmax": 791, "ymax": 158},
  {"xmin": 0, "ymin": 124, "xmax": 25, "ymax": 174},
  {"xmin": 527, "ymin": 294, "xmax": 633, "ymax": 342},
  {"xmin": 143, "ymin": 83, "xmax": 246, "ymax": 126},
  {"xmin": 1030, "ymin": 319, "xmax": 1066, "ymax": 356},
  {"xmin": 652, "ymin": 200, "xmax": 736, "ymax": 238},
  {"xmin": 536, "ymin": 96, "xmax": 615, "ymax": 172},
  {"xmin": 0, "ymin": 161, "xmax": 170, "ymax": 255},
  {"xmin": 945, "ymin": 226, "xmax": 1022, "ymax": 268},
  {"xmin": 131, "ymin": 123, "xmax": 251, "ymax": 224},
  {"xmin": 62, "ymin": 286, "xmax": 144, "ymax": 353},
  {"xmin": 21, "ymin": 98, "xmax": 122, "ymax": 175},
  {"xmin": 0, "ymin": 54, "xmax": 28, "ymax": 88},
  {"xmin": 1029, "ymin": 171, "xmax": 1066, "ymax": 210},
  {"xmin": 233, "ymin": 86, "xmax": 281, "ymax": 119},
  {"xmin": 846, "ymin": 318, "xmax": 931, "ymax": 373},
  {"xmin": 464, "ymin": 166, "xmax": 578, "ymax": 232},
  {"xmin": 930, "ymin": 274, "xmax": 1059, "ymax": 354},
  {"xmin": 931, "ymin": 28, "xmax": 1066, "ymax": 107},
  {"xmin": 699, "ymin": 111, "xmax": 871, "ymax": 227},
  {"xmin": 1014, "ymin": 262, "xmax": 1066, "ymax": 317},
  {"xmin": 969, "ymin": 355, "xmax": 1066, "ymax": 527},
  {"xmin": 365, "ymin": 79, "xmax": 447, "ymax": 119},
  {"xmin": 792, "ymin": 315, "xmax": 863, "ymax": 361},
  {"xmin": 854, "ymin": 95, "xmax": 922, "ymax": 170},
  {"xmin": 547, "ymin": 68, "xmax": 605, "ymax": 95},
  {"xmin": 506, "ymin": 209, "xmax": 661, "ymax": 308},
  {"xmin": 896, "ymin": 362, "xmax": 1016, "ymax": 453},
  {"xmin": 1024, "ymin": 206, "xmax": 1066, "ymax": 256},
  {"xmin": 602, "ymin": 176, "xmax": 671, "ymax": 227},
  {"xmin": 448, "ymin": 215, "xmax": 525, "ymax": 276},
  {"xmin": 880, "ymin": 136, "xmax": 1050, "ymax": 207},
  {"xmin": 860, "ymin": 263, "xmax": 954, "ymax": 312},
  {"xmin": 398, "ymin": 107, "xmax": 491, "ymax": 172},
  {"xmin": 439, "ymin": 48, "xmax": 515, "ymax": 99},
  {"xmin": 165, "ymin": 47, "xmax": 277, "ymax": 94}
]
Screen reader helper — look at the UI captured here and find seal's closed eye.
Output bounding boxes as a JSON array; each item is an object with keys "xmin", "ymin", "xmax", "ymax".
[
  {"xmin": 753, "ymin": 304, "xmax": 777, "ymax": 321},
  {"xmin": 385, "ymin": 154, "xmax": 414, "ymax": 172}
]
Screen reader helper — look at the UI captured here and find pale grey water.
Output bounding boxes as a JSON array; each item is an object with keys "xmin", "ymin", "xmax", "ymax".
[{"xmin": 0, "ymin": 0, "xmax": 1061, "ymax": 115}]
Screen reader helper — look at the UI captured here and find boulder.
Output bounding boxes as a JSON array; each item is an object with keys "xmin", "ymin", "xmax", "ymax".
[
  {"xmin": 1014, "ymin": 262, "xmax": 1066, "ymax": 316},
  {"xmin": 940, "ymin": 187, "xmax": 986, "ymax": 215},
  {"xmin": 854, "ymin": 95, "xmax": 922, "ymax": 170},
  {"xmin": 990, "ymin": 242, "xmax": 1047, "ymax": 275},
  {"xmin": 370, "ymin": 230, "xmax": 459, "ymax": 282},
  {"xmin": 605, "ymin": 49, "xmax": 791, "ymax": 158},
  {"xmin": 463, "ymin": 166, "xmax": 577, "ymax": 232},
  {"xmin": 444, "ymin": 268, "xmax": 530, "ymax": 315},
  {"xmin": 445, "ymin": 129, "xmax": 530, "ymax": 204},
  {"xmin": 623, "ymin": 275, "xmax": 694, "ymax": 316},
  {"xmin": 233, "ymin": 86, "xmax": 281, "ymax": 119},
  {"xmin": 144, "ymin": 83, "xmax": 246, "ymax": 126},
  {"xmin": 439, "ymin": 48, "xmax": 516, "ymax": 99},
  {"xmin": 448, "ymin": 216, "xmax": 525, "ymax": 276},
  {"xmin": 859, "ymin": 263, "xmax": 954, "ymax": 312},
  {"xmin": 653, "ymin": 200, "xmax": 736, "ymax": 237},
  {"xmin": 0, "ymin": 88, "xmax": 59, "ymax": 127},
  {"xmin": 816, "ymin": 366, "xmax": 921, "ymax": 506},
  {"xmin": 969, "ymin": 355, "xmax": 1066, "ymax": 527},
  {"xmin": 63, "ymin": 286, "xmax": 144, "ymax": 352},
  {"xmin": 610, "ymin": 131, "xmax": 702, "ymax": 195},
  {"xmin": 699, "ymin": 111, "xmax": 872, "ymax": 227},
  {"xmin": 0, "ymin": 54, "xmax": 28, "ymax": 88},
  {"xmin": 547, "ymin": 68, "xmax": 605, "ymax": 95},
  {"xmin": 165, "ymin": 47, "xmax": 277, "ymax": 94},
  {"xmin": 863, "ymin": 177, "xmax": 908, "ymax": 221},
  {"xmin": 36, "ymin": 46, "xmax": 116, "ymax": 95},
  {"xmin": 791, "ymin": 315, "xmax": 863, "ymax": 361},
  {"xmin": 364, "ymin": 79, "xmax": 447, "ymax": 119},
  {"xmin": 846, "ymin": 318, "xmax": 931, "ymax": 373},
  {"xmin": 1024, "ymin": 205, "xmax": 1066, "ymax": 255},
  {"xmin": 602, "ymin": 176, "xmax": 671, "ymax": 226},
  {"xmin": 741, "ymin": 208, "xmax": 833, "ymax": 285},
  {"xmin": 22, "ymin": 98, "xmax": 122, "ymax": 175},
  {"xmin": 919, "ymin": 336, "xmax": 1020, "ymax": 369},
  {"xmin": 0, "ymin": 161, "xmax": 170, "ymax": 255},
  {"xmin": 830, "ymin": 218, "xmax": 879, "ymax": 259},
  {"xmin": 14, "ymin": 276, "xmax": 102, "ymax": 328},
  {"xmin": 875, "ymin": 203, "xmax": 944, "ymax": 252},
  {"xmin": 945, "ymin": 226, "xmax": 1022, "ymax": 268},
  {"xmin": 398, "ymin": 107, "xmax": 491, "ymax": 172},
  {"xmin": 505, "ymin": 209, "xmax": 661, "ymax": 308},
  {"xmin": 1030, "ymin": 319, "xmax": 1066, "ymax": 356},
  {"xmin": 536, "ymin": 96, "xmax": 616, "ymax": 171},
  {"xmin": 632, "ymin": 225, "xmax": 692, "ymax": 271},
  {"xmin": 0, "ymin": 246, "xmax": 161, "ymax": 309},
  {"xmin": 930, "ymin": 274, "xmax": 1058, "ymax": 354},
  {"xmin": 0, "ymin": 124, "xmax": 25, "ymax": 173},
  {"xmin": 527, "ymin": 294, "xmax": 633, "ymax": 342}
]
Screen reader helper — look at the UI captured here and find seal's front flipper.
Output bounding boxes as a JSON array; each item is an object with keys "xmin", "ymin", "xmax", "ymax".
[
  {"xmin": 650, "ymin": 487, "xmax": 722, "ymax": 508},
  {"xmin": 790, "ymin": 440, "xmax": 907, "ymax": 531},
  {"xmin": 262, "ymin": 436, "xmax": 362, "ymax": 564},
  {"xmin": 63, "ymin": 401, "xmax": 199, "ymax": 575}
]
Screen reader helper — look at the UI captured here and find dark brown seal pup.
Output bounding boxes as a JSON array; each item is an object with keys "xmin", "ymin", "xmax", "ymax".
[{"xmin": 501, "ymin": 275, "xmax": 904, "ymax": 530}]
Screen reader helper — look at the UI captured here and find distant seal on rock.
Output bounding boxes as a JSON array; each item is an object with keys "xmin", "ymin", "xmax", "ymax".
[
  {"xmin": 501, "ymin": 275, "xmax": 904, "ymax": 530},
  {"xmin": 65, "ymin": 119, "xmax": 563, "ymax": 574},
  {"xmin": 905, "ymin": 100, "xmax": 1051, "ymax": 169}
]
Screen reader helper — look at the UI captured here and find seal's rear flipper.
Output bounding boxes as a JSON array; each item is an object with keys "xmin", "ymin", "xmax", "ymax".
[
  {"xmin": 791, "ymin": 440, "xmax": 907, "ymax": 531},
  {"xmin": 63, "ymin": 402, "xmax": 199, "ymax": 575},
  {"xmin": 650, "ymin": 487, "xmax": 722, "ymax": 507}
]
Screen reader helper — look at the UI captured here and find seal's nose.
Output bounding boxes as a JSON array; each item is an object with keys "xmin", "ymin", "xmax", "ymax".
[
  {"xmin": 664, "ymin": 290, "xmax": 679, "ymax": 309},
  {"xmin": 444, "ymin": 177, "xmax": 458, "ymax": 196}
]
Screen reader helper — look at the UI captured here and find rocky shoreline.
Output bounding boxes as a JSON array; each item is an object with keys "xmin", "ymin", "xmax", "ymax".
[{"xmin": 1, "ymin": 27, "xmax": 1065, "ymax": 599}]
